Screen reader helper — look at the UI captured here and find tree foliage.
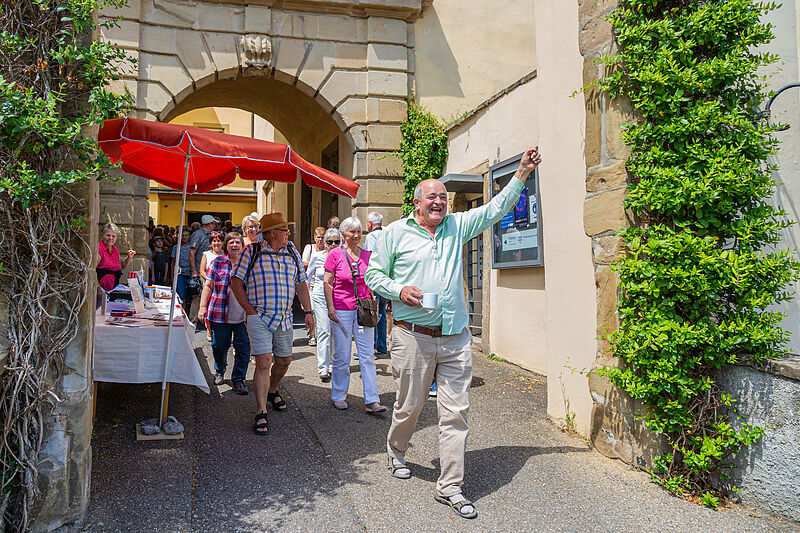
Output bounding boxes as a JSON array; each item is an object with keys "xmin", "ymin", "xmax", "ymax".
[
  {"xmin": 1, "ymin": 0, "xmax": 131, "ymax": 207},
  {"xmin": 0, "ymin": 1, "xmax": 131, "ymax": 529},
  {"xmin": 397, "ymin": 99, "xmax": 448, "ymax": 214},
  {"xmin": 598, "ymin": 0, "xmax": 799, "ymax": 503}
]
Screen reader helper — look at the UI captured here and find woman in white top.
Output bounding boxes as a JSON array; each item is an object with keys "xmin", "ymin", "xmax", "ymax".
[
  {"xmin": 302, "ymin": 226, "xmax": 327, "ymax": 346},
  {"xmin": 242, "ymin": 212, "xmax": 261, "ymax": 247},
  {"xmin": 199, "ymin": 231, "xmax": 223, "ymax": 282},
  {"xmin": 305, "ymin": 227, "xmax": 340, "ymax": 381},
  {"xmin": 302, "ymin": 226, "xmax": 326, "ymax": 267}
]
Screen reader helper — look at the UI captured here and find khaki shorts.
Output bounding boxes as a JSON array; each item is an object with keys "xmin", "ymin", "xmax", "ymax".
[{"xmin": 246, "ymin": 314, "xmax": 293, "ymax": 357}]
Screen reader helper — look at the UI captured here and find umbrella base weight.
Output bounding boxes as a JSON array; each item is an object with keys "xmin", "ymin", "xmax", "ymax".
[{"xmin": 135, "ymin": 424, "xmax": 184, "ymax": 441}]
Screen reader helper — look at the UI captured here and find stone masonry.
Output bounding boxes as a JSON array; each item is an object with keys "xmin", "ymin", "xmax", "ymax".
[
  {"xmin": 98, "ymin": 0, "xmax": 426, "ymax": 232},
  {"xmin": 578, "ymin": 0, "xmax": 665, "ymax": 467}
]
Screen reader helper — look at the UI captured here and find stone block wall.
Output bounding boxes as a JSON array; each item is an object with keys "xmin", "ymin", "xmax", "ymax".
[
  {"xmin": 578, "ymin": 0, "xmax": 664, "ymax": 467},
  {"xmin": 99, "ymin": 168, "xmax": 151, "ymax": 274},
  {"xmin": 98, "ymin": 0, "xmax": 424, "ymax": 221}
]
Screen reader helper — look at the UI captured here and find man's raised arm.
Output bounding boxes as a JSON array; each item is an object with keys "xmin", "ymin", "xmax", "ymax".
[{"xmin": 460, "ymin": 146, "xmax": 542, "ymax": 242}]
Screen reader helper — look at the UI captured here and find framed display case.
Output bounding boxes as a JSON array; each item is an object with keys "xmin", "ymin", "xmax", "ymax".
[{"xmin": 489, "ymin": 153, "xmax": 543, "ymax": 269}]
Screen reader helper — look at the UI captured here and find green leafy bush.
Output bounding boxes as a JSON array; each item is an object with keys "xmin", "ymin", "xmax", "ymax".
[
  {"xmin": 598, "ymin": 0, "xmax": 799, "ymax": 504},
  {"xmin": 397, "ymin": 99, "xmax": 448, "ymax": 214},
  {"xmin": 0, "ymin": 0, "xmax": 132, "ymax": 207}
]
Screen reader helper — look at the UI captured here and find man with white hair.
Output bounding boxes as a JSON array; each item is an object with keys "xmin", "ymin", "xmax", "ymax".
[
  {"xmin": 363, "ymin": 211, "xmax": 387, "ymax": 356},
  {"xmin": 365, "ymin": 147, "xmax": 542, "ymax": 520}
]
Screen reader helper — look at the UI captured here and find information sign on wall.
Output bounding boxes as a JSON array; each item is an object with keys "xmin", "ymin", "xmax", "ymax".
[{"xmin": 490, "ymin": 153, "xmax": 543, "ymax": 269}]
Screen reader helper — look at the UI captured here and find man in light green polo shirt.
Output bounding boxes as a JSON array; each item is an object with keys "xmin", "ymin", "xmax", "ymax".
[{"xmin": 365, "ymin": 146, "xmax": 542, "ymax": 520}]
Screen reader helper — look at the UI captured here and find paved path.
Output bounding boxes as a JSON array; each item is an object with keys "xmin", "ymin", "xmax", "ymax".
[{"xmin": 87, "ymin": 328, "xmax": 798, "ymax": 532}]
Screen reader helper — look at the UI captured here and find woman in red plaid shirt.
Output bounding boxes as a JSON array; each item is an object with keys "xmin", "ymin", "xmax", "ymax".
[{"xmin": 198, "ymin": 232, "xmax": 250, "ymax": 395}]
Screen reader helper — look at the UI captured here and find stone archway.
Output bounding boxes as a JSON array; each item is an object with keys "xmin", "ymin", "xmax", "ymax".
[
  {"xmin": 98, "ymin": 0, "xmax": 420, "ymax": 261},
  {"xmin": 30, "ymin": 2, "xmax": 427, "ymax": 530}
]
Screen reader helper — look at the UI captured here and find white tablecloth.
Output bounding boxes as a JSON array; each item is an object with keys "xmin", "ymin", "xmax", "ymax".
[{"xmin": 94, "ymin": 313, "xmax": 209, "ymax": 393}]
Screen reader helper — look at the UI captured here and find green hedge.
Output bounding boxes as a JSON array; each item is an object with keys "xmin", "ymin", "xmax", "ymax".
[
  {"xmin": 598, "ymin": 0, "xmax": 799, "ymax": 506},
  {"xmin": 397, "ymin": 99, "xmax": 448, "ymax": 215}
]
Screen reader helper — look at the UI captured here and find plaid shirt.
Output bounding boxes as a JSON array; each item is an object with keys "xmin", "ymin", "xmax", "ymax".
[
  {"xmin": 231, "ymin": 242, "xmax": 307, "ymax": 331},
  {"xmin": 205, "ymin": 255, "xmax": 234, "ymax": 323}
]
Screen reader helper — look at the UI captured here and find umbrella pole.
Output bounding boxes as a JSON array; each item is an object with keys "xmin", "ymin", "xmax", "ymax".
[{"xmin": 159, "ymin": 153, "xmax": 190, "ymax": 426}]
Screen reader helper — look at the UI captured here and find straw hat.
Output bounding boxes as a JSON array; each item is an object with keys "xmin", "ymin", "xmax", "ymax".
[{"xmin": 259, "ymin": 212, "xmax": 295, "ymax": 233}]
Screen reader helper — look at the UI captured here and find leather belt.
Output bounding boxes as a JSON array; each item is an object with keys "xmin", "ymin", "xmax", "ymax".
[{"xmin": 394, "ymin": 319, "xmax": 443, "ymax": 338}]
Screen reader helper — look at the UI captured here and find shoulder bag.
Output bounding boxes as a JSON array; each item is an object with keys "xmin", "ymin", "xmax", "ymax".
[{"xmin": 345, "ymin": 248, "xmax": 379, "ymax": 328}]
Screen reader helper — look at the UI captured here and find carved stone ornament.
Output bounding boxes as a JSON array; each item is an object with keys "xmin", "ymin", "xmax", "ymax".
[{"xmin": 239, "ymin": 34, "xmax": 272, "ymax": 68}]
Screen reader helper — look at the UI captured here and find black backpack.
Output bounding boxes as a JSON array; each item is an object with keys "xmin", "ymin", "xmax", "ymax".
[{"xmin": 242, "ymin": 240, "xmax": 303, "ymax": 291}]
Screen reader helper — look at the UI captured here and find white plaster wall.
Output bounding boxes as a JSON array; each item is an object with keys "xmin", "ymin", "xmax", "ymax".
[
  {"xmin": 414, "ymin": 0, "xmax": 536, "ymax": 120},
  {"xmin": 431, "ymin": 1, "xmax": 596, "ymax": 435},
  {"xmin": 763, "ymin": 1, "xmax": 800, "ymax": 355},
  {"xmin": 445, "ymin": 80, "xmax": 548, "ymax": 375},
  {"xmin": 534, "ymin": 1, "xmax": 596, "ymax": 436}
]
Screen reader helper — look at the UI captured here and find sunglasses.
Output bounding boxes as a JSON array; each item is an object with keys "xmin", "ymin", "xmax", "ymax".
[{"xmin": 326, "ymin": 240, "xmax": 340, "ymax": 245}]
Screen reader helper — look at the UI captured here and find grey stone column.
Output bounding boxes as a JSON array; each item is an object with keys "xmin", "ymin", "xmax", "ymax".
[
  {"xmin": 30, "ymin": 176, "xmax": 99, "ymax": 531},
  {"xmin": 578, "ymin": 0, "xmax": 665, "ymax": 467}
]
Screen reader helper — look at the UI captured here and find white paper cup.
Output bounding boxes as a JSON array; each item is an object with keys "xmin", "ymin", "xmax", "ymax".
[{"xmin": 422, "ymin": 293, "xmax": 439, "ymax": 310}]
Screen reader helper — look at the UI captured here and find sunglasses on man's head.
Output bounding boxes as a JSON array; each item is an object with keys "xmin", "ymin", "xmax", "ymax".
[{"xmin": 326, "ymin": 240, "xmax": 340, "ymax": 245}]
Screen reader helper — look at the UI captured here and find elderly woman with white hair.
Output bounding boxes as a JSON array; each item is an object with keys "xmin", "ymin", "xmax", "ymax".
[
  {"xmin": 241, "ymin": 212, "xmax": 261, "ymax": 246},
  {"xmin": 323, "ymin": 216, "xmax": 386, "ymax": 413},
  {"xmin": 306, "ymin": 227, "xmax": 341, "ymax": 382}
]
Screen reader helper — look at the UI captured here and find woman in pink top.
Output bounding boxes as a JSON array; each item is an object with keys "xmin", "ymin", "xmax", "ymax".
[
  {"xmin": 96, "ymin": 222, "xmax": 136, "ymax": 291},
  {"xmin": 324, "ymin": 216, "xmax": 386, "ymax": 414}
]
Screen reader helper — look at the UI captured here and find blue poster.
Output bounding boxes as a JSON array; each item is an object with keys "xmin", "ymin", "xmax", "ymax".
[
  {"xmin": 500, "ymin": 211, "xmax": 514, "ymax": 229},
  {"xmin": 514, "ymin": 189, "xmax": 529, "ymax": 228}
]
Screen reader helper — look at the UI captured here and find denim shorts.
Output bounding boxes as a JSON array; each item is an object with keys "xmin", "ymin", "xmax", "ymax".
[{"xmin": 246, "ymin": 314, "xmax": 293, "ymax": 357}]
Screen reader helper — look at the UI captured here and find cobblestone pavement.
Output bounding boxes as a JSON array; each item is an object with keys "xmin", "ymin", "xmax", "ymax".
[{"xmin": 87, "ymin": 328, "xmax": 799, "ymax": 532}]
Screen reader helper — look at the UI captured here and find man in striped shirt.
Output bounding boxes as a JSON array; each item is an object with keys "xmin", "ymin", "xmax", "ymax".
[{"xmin": 231, "ymin": 212, "xmax": 314, "ymax": 435}]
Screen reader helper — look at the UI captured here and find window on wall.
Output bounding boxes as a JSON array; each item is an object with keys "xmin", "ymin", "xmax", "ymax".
[
  {"xmin": 489, "ymin": 153, "xmax": 543, "ymax": 269},
  {"xmin": 192, "ymin": 122, "xmax": 228, "ymax": 134}
]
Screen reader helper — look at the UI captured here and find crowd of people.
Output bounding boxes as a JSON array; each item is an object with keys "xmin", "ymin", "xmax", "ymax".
[
  {"xmin": 97, "ymin": 147, "xmax": 542, "ymax": 521},
  {"xmin": 136, "ymin": 210, "xmax": 392, "ymax": 416}
]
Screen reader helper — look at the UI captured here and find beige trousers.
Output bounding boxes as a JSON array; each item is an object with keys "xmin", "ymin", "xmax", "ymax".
[{"xmin": 387, "ymin": 325, "xmax": 472, "ymax": 497}]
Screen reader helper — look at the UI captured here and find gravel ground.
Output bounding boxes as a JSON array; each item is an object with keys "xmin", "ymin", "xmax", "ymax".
[{"xmin": 86, "ymin": 327, "xmax": 799, "ymax": 532}]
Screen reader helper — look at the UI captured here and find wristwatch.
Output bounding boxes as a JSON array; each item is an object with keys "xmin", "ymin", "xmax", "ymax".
[{"xmin": 304, "ymin": 310, "xmax": 313, "ymax": 315}]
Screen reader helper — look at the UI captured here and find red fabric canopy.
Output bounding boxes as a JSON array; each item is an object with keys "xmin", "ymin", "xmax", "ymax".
[{"xmin": 97, "ymin": 117, "xmax": 359, "ymax": 198}]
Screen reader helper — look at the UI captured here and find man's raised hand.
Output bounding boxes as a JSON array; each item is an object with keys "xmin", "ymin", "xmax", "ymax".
[{"xmin": 518, "ymin": 146, "xmax": 542, "ymax": 174}]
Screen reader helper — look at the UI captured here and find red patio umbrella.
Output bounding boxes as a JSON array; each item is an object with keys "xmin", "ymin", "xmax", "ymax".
[
  {"xmin": 97, "ymin": 117, "xmax": 360, "ymax": 427},
  {"xmin": 98, "ymin": 117, "xmax": 359, "ymax": 197}
]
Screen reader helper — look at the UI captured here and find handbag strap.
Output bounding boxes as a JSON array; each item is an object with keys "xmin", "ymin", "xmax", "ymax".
[{"xmin": 343, "ymin": 247, "xmax": 362, "ymax": 301}]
